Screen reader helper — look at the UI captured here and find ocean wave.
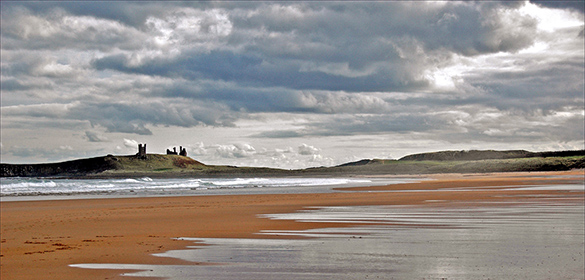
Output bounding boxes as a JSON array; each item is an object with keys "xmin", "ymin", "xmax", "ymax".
[
  {"xmin": 0, "ymin": 177, "xmax": 372, "ymax": 196},
  {"xmin": 2, "ymin": 180, "xmax": 58, "ymax": 189}
]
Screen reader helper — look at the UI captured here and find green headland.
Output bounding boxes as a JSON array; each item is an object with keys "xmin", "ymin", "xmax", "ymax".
[{"xmin": 1, "ymin": 149, "xmax": 583, "ymax": 178}]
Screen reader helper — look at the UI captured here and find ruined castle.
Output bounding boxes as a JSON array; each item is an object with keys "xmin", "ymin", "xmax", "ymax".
[
  {"xmin": 135, "ymin": 144, "xmax": 187, "ymax": 158},
  {"xmin": 166, "ymin": 146, "xmax": 187, "ymax": 156},
  {"xmin": 136, "ymin": 143, "xmax": 147, "ymax": 159}
]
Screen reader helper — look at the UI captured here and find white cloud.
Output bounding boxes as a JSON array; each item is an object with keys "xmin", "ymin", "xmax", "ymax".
[
  {"xmin": 145, "ymin": 8, "xmax": 232, "ymax": 50},
  {"xmin": 275, "ymin": 147, "xmax": 294, "ymax": 154},
  {"xmin": 1, "ymin": 102, "xmax": 73, "ymax": 118},
  {"xmin": 1, "ymin": 6, "xmax": 145, "ymax": 51},
  {"xmin": 298, "ymin": 143, "xmax": 320, "ymax": 155},
  {"xmin": 520, "ymin": 2, "xmax": 584, "ymax": 32},
  {"xmin": 123, "ymin": 138, "xmax": 139, "ymax": 148},
  {"xmin": 32, "ymin": 59, "xmax": 75, "ymax": 77},
  {"xmin": 215, "ymin": 143, "xmax": 256, "ymax": 158},
  {"xmin": 188, "ymin": 142, "xmax": 208, "ymax": 156}
]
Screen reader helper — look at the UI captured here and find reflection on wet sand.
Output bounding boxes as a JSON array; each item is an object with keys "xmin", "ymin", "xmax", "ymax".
[{"xmin": 74, "ymin": 199, "xmax": 584, "ymax": 279}]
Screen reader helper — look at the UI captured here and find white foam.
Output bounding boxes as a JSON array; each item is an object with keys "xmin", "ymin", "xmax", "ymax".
[{"xmin": 0, "ymin": 177, "xmax": 373, "ymax": 196}]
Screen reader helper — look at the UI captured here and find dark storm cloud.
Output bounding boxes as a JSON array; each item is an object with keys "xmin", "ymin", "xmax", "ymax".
[
  {"xmin": 3, "ymin": 1, "xmax": 543, "ymax": 99},
  {"xmin": 86, "ymin": 1, "xmax": 540, "ymax": 96},
  {"xmin": 252, "ymin": 130, "xmax": 303, "ymax": 139},
  {"xmin": 148, "ymin": 79, "xmax": 391, "ymax": 114},
  {"xmin": 231, "ymin": 1, "xmax": 538, "ymax": 56},
  {"xmin": 0, "ymin": 79, "xmax": 28, "ymax": 91},
  {"xmin": 4, "ymin": 99, "xmax": 239, "ymax": 135},
  {"xmin": 66, "ymin": 101, "xmax": 239, "ymax": 134},
  {"xmin": 92, "ymin": 50, "xmax": 429, "ymax": 93},
  {"xmin": 466, "ymin": 60, "xmax": 584, "ymax": 111},
  {"xmin": 1, "ymin": 0, "xmax": 583, "ymax": 159}
]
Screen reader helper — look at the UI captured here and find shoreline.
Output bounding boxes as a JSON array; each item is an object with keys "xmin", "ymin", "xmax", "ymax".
[{"xmin": 1, "ymin": 170, "xmax": 583, "ymax": 280}]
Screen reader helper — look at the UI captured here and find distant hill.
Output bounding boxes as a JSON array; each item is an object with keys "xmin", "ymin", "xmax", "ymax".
[
  {"xmin": 336, "ymin": 159, "xmax": 386, "ymax": 167},
  {"xmin": 398, "ymin": 149, "xmax": 585, "ymax": 161},
  {"xmin": 0, "ymin": 154, "xmax": 208, "ymax": 177},
  {"xmin": 1, "ymin": 149, "xmax": 584, "ymax": 178},
  {"xmin": 328, "ymin": 149, "xmax": 585, "ymax": 175}
]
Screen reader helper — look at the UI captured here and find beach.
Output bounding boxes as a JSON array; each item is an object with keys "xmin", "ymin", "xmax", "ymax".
[{"xmin": 1, "ymin": 170, "xmax": 584, "ymax": 280}]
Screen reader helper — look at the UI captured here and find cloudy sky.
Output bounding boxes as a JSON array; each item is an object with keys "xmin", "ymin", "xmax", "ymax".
[{"xmin": 1, "ymin": 1, "xmax": 583, "ymax": 168}]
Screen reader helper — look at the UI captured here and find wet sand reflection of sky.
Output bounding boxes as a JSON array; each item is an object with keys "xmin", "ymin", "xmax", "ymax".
[{"xmin": 73, "ymin": 200, "xmax": 584, "ymax": 280}]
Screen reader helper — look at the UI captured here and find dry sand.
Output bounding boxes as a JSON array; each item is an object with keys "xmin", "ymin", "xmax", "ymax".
[{"xmin": 1, "ymin": 170, "xmax": 583, "ymax": 280}]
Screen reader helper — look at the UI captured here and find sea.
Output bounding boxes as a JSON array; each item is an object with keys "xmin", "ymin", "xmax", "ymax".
[{"xmin": 0, "ymin": 176, "xmax": 400, "ymax": 200}]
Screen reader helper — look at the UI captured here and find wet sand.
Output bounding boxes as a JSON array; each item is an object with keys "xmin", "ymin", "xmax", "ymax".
[
  {"xmin": 103, "ymin": 201, "xmax": 583, "ymax": 279},
  {"xmin": 1, "ymin": 170, "xmax": 583, "ymax": 280}
]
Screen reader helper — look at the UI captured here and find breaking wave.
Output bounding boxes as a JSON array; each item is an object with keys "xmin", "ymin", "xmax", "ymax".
[{"xmin": 0, "ymin": 177, "xmax": 371, "ymax": 196}]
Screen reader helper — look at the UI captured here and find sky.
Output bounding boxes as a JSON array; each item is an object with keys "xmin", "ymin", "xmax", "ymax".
[{"xmin": 1, "ymin": 0, "xmax": 584, "ymax": 169}]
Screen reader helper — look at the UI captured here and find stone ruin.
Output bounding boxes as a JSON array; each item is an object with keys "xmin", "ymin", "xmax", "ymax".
[
  {"xmin": 167, "ymin": 146, "xmax": 187, "ymax": 157},
  {"xmin": 166, "ymin": 147, "xmax": 177, "ymax": 155},
  {"xmin": 136, "ymin": 143, "xmax": 147, "ymax": 159},
  {"xmin": 135, "ymin": 143, "xmax": 187, "ymax": 158}
]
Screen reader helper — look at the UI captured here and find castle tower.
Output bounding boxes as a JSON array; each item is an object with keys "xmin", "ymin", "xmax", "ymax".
[{"xmin": 137, "ymin": 143, "xmax": 147, "ymax": 158}]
